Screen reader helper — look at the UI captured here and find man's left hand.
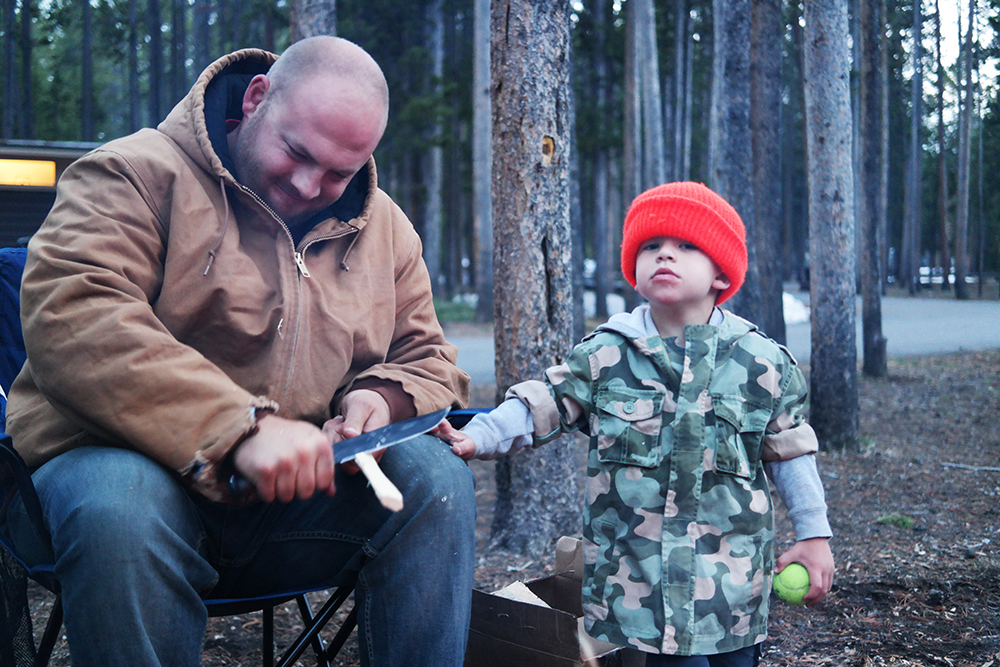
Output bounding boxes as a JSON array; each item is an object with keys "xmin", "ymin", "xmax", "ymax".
[{"xmin": 322, "ymin": 389, "xmax": 392, "ymax": 473}]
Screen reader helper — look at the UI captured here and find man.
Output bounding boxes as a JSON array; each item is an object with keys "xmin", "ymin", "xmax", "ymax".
[{"xmin": 2, "ymin": 37, "xmax": 475, "ymax": 666}]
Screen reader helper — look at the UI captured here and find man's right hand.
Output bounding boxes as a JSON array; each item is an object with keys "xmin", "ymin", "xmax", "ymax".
[{"xmin": 233, "ymin": 414, "xmax": 337, "ymax": 503}]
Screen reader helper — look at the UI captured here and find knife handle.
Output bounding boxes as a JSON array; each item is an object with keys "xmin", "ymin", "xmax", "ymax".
[{"xmin": 354, "ymin": 452, "xmax": 404, "ymax": 512}]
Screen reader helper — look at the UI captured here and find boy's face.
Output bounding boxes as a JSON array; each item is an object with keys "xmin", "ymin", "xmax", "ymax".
[{"xmin": 633, "ymin": 236, "xmax": 731, "ymax": 313}]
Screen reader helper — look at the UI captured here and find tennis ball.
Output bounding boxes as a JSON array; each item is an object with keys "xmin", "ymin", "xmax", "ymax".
[{"xmin": 773, "ymin": 563, "xmax": 810, "ymax": 606}]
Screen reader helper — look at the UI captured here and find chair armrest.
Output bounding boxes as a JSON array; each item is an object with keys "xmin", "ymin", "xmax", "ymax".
[{"xmin": 0, "ymin": 433, "xmax": 49, "ymax": 550}]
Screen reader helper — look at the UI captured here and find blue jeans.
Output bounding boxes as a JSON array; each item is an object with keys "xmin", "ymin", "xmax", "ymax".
[
  {"xmin": 1, "ymin": 436, "xmax": 476, "ymax": 667},
  {"xmin": 644, "ymin": 644, "xmax": 761, "ymax": 667}
]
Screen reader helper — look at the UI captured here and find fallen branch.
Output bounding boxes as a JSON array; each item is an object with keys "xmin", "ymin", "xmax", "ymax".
[{"xmin": 942, "ymin": 462, "xmax": 1000, "ymax": 473}]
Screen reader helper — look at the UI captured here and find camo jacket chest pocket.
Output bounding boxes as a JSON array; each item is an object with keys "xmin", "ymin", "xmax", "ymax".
[
  {"xmin": 594, "ymin": 386, "xmax": 665, "ymax": 468},
  {"xmin": 711, "ymin": 394, "xmax": 772, "ymax": 480}
]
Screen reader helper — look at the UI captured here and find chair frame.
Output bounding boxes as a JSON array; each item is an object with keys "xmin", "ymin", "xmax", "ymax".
[{"xmin": 0, "ymin": 433, "xmax": 357, "ymax": 667}]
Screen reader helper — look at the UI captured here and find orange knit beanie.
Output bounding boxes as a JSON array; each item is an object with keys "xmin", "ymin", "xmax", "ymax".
[{"xmin": 620, "ymin": 181, "xmax": 747, "ymax": 305}]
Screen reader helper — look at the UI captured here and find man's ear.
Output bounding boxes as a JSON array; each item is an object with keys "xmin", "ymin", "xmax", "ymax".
[{"xmin": 242, "ymin": 74, "xmax": 271, "ymax": 116}]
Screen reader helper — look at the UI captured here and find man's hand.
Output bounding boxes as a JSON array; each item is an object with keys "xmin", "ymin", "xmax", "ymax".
[
  {"xmin": 233, "ymin": 414, "xmax": 336, "ymax": 503},
  {"xmin": 776, "ymin": 537, "xmax": 835, "ymax": 606},
  {"xmin": 431, "ymin": 420, "xmax": 477, "ymax": 460},
  {"xmin": 336, "ymin": 389, "xmax": 392, "ymax": 438},
  {"xmin": 321, "ymin": 389, "xmax": 392, "ymax": 474}
]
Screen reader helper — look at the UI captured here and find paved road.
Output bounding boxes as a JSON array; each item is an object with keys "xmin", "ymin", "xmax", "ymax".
[{"xmin": 450, "ymin": 294, "xmax": 1000, "ymax": 385}]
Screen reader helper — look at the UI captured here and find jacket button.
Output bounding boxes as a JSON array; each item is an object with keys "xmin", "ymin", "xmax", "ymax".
[{"xmin": 623, "ymin": 402, "xmax": 635, "ymax": 414}]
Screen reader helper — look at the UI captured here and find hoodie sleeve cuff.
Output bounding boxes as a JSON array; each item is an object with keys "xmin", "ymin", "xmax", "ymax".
[{"xmin": 349, "ymin": 378, "xmax": 417, "ymax": 422}]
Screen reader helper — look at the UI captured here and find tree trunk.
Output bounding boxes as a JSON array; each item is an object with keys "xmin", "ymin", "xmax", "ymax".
[
  {"xmin": 750, "ymin": 0, "xmax": 785, "ymax": 344},
  {"xmin": 860, "ymin": 0, "xmax": 888, "ymax": 377},
  {"xmin": 171, "ymin": 0, "xmax": 187, "ymax": 105},
  {"xmin": 878, "ymin": 0, "xmax": 890, "ymax": 296},
  {"xmin": 422, "ymin": 0, "xmax": 445, "ymax": 295},
  {"xmin": 901, "ymin": 0, "xmax": 922, "ymax": 293},
  {"xmin": 129, "ymin": 0, "xmax": 141, "ymax": 132},
  {"xmin": 591, "ymin": 0, "xmax": 610, "ymax": 320},
  {"xmin": 2, "ymin": 0, "xmax": 16, "ymax": 139},
  {"xmin": 147, "ymin": 0, "xmax": 163, "ymax": 124},
  {"xmin": 637, "ymin": 0, "xmax": 665, "ymax": 189},
  {"xmin": 290, "ymin": 0, "xmax": 337, "ymax": 42},
  {"xmin": 682, "ymin": 13, "xmax": 693, "ymax": 181},
  {"xmin": 81, "ymin": 0, "xmax": 93, "ymax": 140},
  {"xmin": 19, "ymin": 0, "xmax": 32, "ymax": 138},
  {"xmin": 803, "ymin": 0, "xmax": 859, "ymax": 451},
  {"xmin": 954, "ymin": 0, "xmax": 975, "ymax": 300},
  {"xmin": 672, "ymin": 0, "xmax": 689, "ymax": 183},
  {"xmin": 193, "ymin": 0, "xmax": 211, "ymax": 75},
  {"xmin": 623, "ymin": 0, "xmax": 641, "ymax": 205},
  {"xmin": 935, "ymin": 0, "xmax": 950, "ymax": 291},
  {"xmin": 710, "ymin": 0, "xmax": 758, "ymax": 324},
  {"xmin": 490, "ymin": 0, "xmax": 578, "ymax": 558},
  {"xmin": 473, "ymin": 0, "xmax": 493, "ymax": 322},
  {"xmin": 622, "ymin": 0, "xmax": 643, "ymax": 311}
]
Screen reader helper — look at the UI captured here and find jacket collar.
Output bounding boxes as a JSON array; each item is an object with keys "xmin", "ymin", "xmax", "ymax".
[{"xmin": 594, "ymin": 304, "xmax": 756, "ymax": 346}]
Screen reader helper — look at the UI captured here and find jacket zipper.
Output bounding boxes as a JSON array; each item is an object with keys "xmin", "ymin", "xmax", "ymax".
[{"xmin": 233, "ymin": 182, "xmax": 313, "ymax": 278}]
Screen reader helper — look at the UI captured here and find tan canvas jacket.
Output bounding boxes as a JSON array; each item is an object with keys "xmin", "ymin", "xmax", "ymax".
[{"xmin": 6, "ymin": 49, "xmax": 469, "ymax": 500}]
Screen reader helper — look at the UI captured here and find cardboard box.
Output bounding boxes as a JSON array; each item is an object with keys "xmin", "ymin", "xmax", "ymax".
[{"xmin": 465, "ymin": 537, "xmax": 645, "ymax": 667}]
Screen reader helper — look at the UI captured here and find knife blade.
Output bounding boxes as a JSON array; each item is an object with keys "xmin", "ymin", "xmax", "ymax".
[{"xmin": 226, "ymin": 408, "xmax": 450, "ymax": 500}]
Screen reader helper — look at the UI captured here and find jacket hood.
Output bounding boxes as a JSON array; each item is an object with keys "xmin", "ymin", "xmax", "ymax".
[{"xmin": 157, "ymin": 48, "xmax": 372, "ymax": 234}]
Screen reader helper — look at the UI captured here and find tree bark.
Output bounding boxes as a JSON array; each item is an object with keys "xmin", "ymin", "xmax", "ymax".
[
  {"xmin": 147, "ymin": 0, "xmax": 163, "ymax": 124},
  {"xmin": 3, "ymin": 0, "xmax": 16, "ymax": 139},
  {"xmin": 672, "ymin": 0, "xmax": 689, "ymax": 183},
  {"xmin": 82, "ymin": 0, "xmax": 93, "ymax": 140},
  {"xmin": 193, "ymin": 0, "xmax": 211, "ymax": 75},
  {"xmin": 422, "ymin": 0, "xmax": 445, "ymax": 295},
  {"xmin": 803, "ymin": 0, "xmax": 859, "ymax": 451},
  {"xmin": 954, "ymin": 0, "xmax": 975, "ymax": 300},
  {"xmin": 622, "ymin": 0, "xmax": 643, "ymax": 312},
  {"xmin": 473, "ymin": 0, "xmax": 493, "ymax": 322},
  {"xmin": 860, "ymin": 0, "xmax": 888, "ymax": 377},
  {"xmin": 623, "ymin": 0, "xmax": 641, "ymax": 205},
  {"xmin": 490, "ymin": 0, "xmax": 578, "ymax": 558},
  {"xmin": 637, "ymin": 0, "xmax": 665, "ymax": 189},
  {"xmin": 710, "ymin": 0, "xmax": 759, "ymax": 324},
  {"xmin": 171, "ymin": 0, "xmax": 187, "ymax": 106},
  {"xmin": 934, "ymin": 0, "xmax": 950, "ymax": 291},
  {"xmin": 591, "ymin": 0, "xmax": 610, "ymax": 320},
  {"xmin": 750, "ymin": 0, "xmax": 785, "ymax": 344},
  {"xmin": 290, "ymin": 0, "xmax": 337, "ymax": 42},
  {"xmin": 129, "ymin": 0, "xmax": 141, "ymax": 132},
  {"xmin": 901, "ymin": 0, "xmax": 923, "ymax": 293},
  {"xmin": 19, "ymin": 0, "xmax": 32, "ymax": 138}
]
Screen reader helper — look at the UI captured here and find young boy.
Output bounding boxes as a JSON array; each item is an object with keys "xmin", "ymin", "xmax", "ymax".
[{"xmin": 437, "ymin": 182, "xmax": 834, "ymax": 666}]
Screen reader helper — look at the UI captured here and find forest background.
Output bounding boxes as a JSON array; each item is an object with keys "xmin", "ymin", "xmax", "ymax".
[
  {"xmin": 2, "ymin": 0, "xmax": 999, "ymax": 557},
  {"xmin": 2, "ymin": 0, "xmax": 999, "ymax": 305}
]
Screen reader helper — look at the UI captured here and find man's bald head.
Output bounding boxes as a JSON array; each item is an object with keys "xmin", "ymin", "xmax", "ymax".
[{"xmin": 265, "ymin": 36, "xmax": 389, "ymax": 132}]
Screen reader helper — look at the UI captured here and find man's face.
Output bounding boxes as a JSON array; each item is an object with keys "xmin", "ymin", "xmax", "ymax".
[{"xmin": 232, "ymin": 76, "xmax": 386, "ymax": 227}]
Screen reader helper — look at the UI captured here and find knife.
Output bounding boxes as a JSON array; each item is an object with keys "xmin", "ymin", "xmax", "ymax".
[{"xmin": 227, "ymin": 408, "xmax": 450, "ymax": 508}]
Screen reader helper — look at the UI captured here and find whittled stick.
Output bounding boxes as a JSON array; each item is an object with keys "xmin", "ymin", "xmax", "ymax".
[{"xmin": 353, "ymin": 452, "xmax": 404, "ymax": 512}]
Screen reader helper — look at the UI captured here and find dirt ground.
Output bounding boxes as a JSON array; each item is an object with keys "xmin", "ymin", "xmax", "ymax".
[{"xmin": 25, "ymin": 348, "xmax": 1000, "ymax": 666}]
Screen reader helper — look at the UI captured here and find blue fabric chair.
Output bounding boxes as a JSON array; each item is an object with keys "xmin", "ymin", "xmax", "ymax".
[
  {"xmin": 0, "ymin": 247, "xmax": 27, "ymax": 432},
  {"xmin": 0, "ymin": 246, "xmax": 356, "ymax": 667}
]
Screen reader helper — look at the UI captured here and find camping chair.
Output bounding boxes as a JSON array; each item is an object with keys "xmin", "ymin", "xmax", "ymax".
[{"xmin": 0, "ymin": 246, "xmax": 357, "ymax": 667}]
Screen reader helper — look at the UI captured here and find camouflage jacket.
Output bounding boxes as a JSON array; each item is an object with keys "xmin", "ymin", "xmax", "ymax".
[{"xmin": 468, "ymin": 306, "xmax": 823, "ymax": 656}]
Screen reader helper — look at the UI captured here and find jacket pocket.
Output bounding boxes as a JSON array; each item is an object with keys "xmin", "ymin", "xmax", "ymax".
[
  {"xmin": 594, "ymin": 386, "xmax": 664, "ymax": 468},
  {"xmin": 712, "ymin": 394, "xmax": 771, "ymax": 480}
]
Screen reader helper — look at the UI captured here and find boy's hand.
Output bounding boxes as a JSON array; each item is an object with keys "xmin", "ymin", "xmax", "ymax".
[
  {"xmin": 776, "ymin": 537, "xmax": 834, "ymax": 606},
  {"xmin": 431, "ymin": 420, "xmax": 477, "ymax": 460}
]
